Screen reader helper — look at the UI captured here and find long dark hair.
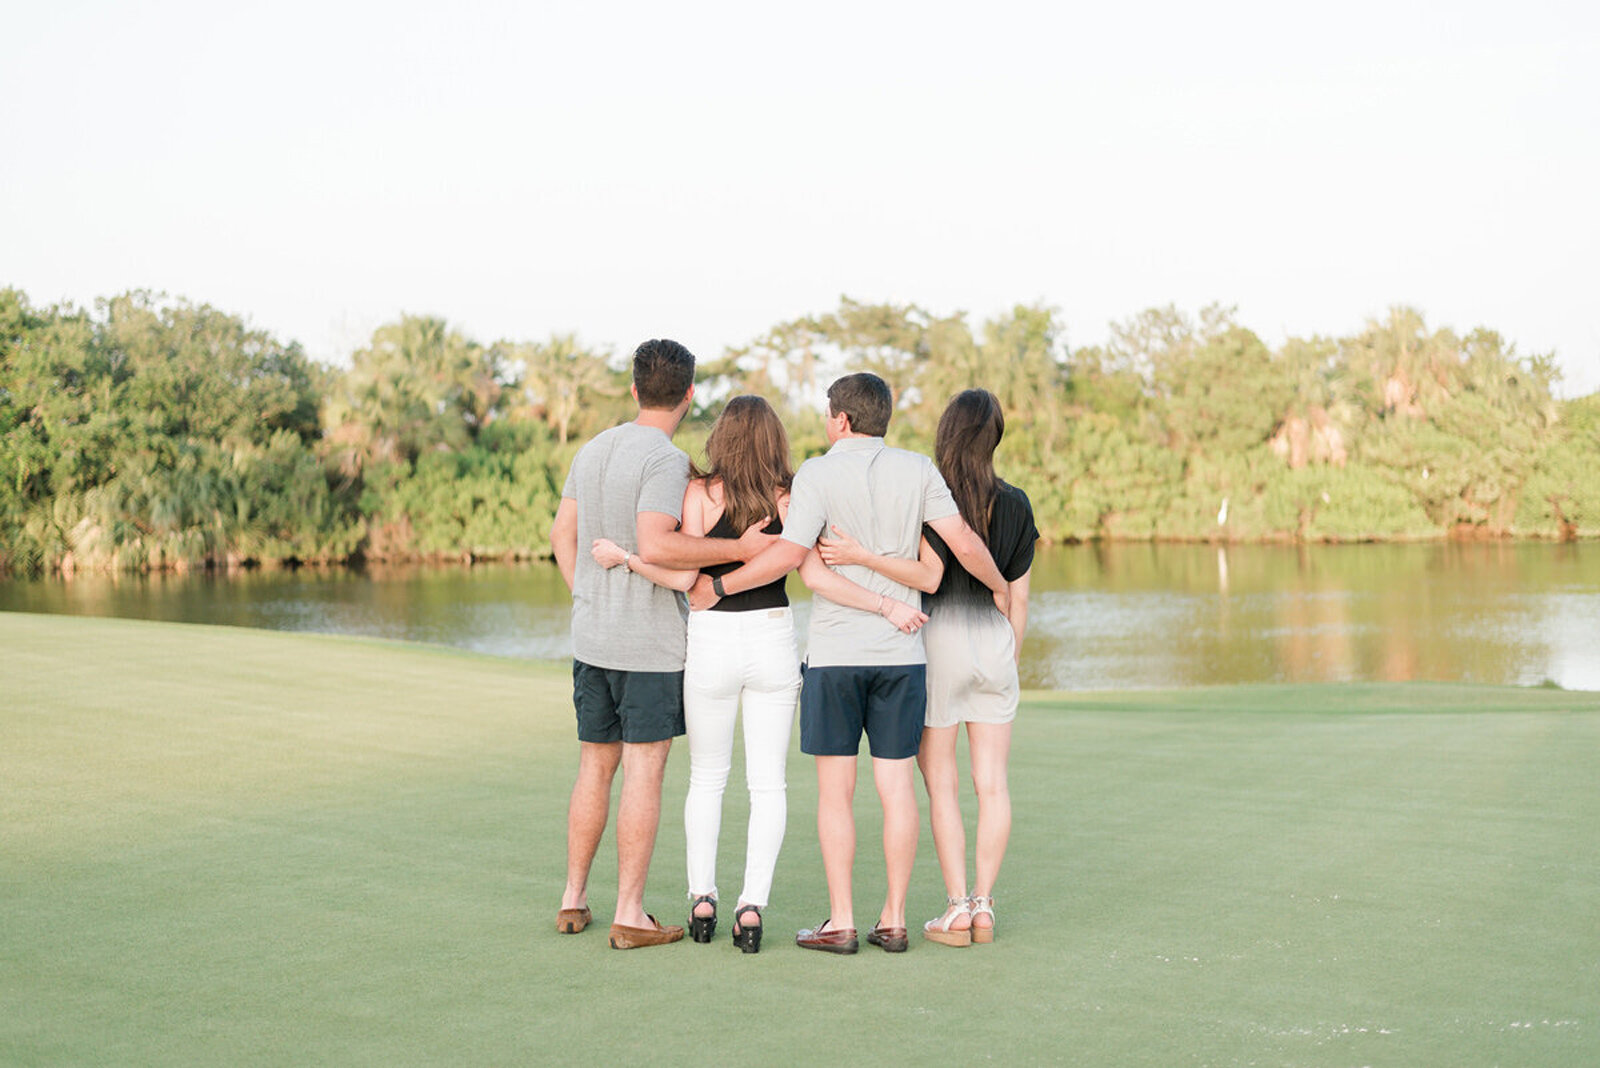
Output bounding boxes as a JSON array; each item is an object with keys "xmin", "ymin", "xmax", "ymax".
[
  {"xmin": 694, "ymin": 395, "xmax": 793, "ymax": 532},
  {"xmin": 934, "ymin": 389, "xmax": 1005, "ymax": 544}
]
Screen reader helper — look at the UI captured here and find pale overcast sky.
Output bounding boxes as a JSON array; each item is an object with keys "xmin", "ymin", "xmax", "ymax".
[{"xmin": 4, "ymin": 0, "xmax": 1598, "ymax": 395}]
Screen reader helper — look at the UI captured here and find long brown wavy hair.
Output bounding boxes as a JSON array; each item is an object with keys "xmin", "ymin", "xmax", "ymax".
[
  {"xmin": 934, "ymin": 389, "xmax": 1005, "ymax": 545},
  {"xmin": 694, "ymin": 395, "xmax": 794, "ymax": 532}
]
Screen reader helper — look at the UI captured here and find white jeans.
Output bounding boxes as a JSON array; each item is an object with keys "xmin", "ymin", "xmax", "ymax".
[{"xmin": 682, "ymin": 607, "xmax": 801, "ymax": 908}]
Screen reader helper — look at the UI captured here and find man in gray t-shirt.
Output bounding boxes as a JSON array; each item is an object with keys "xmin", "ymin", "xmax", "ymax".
[
  {"xmin": 549, "ymin": 339, "xmax": 772, "ymax": 951},
  {"xmin": 561, "ymin": 421, "xmax": 691, "ymax": 672},
  {"xmin": 692, "ymin": 372, "xmax": 1012, "ymax": 954}
]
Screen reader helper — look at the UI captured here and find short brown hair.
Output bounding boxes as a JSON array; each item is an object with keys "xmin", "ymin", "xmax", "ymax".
[
  {"xmin": 825, "ymin": 373, "xmax": 892, "ymax": 437},
  {"xmin": 633, "ymin": 339, "xmax": 695, "ymax": 410}
]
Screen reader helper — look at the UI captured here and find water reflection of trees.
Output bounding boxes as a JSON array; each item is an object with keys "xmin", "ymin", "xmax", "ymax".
[
  {"xmin": 3, "ymin": 543, "xmax": 1591, "ymax": 690},
  {"xmin": 1022, "ymin": 542, "xmax": 1583, "ymax": 689}
]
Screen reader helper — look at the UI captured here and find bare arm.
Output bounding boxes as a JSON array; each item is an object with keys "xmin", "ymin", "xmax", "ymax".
[
  {"xmin": 588, "ymin": 478, "xmax": 706, "ymax": 593},
  {"xmin": 798, "ymin": 549, "xmax": 928, "ymax": 633},
  {"xmin": 551, "ymin": 497, "xmax": 578, "ymax": 592},
  {"xmin": 816, "ymin": 528, "xmax": 944, "ymax": 594},
  {"xmin": 636, "ymin": 510, "xmax": 776, "ymax": 569},
  {"xmin": 591, "ymin": 537, "xmax": 697, "ymax": 592},
  {"xmin": 719, "ymin": 538, "xmax": 809, "ymax": 594},
  {"xmin": 688, "ymin": 538, "xmax": 808, "ymax": 610},
  {"xmin": 926, "ymin": 512, "xmax": 1010, "ymax": 615},
  {"xmin": 1006, "ymin": 569, "xmax": 1031, "ymax": 664}
]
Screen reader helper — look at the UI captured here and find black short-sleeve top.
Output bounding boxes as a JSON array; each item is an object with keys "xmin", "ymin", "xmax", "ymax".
[{"xmin": 924, "ymin": 481, "xmax": 1039, "ymax": 614}]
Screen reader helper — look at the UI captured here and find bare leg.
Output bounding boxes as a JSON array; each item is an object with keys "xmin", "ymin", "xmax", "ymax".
[
  {"xmin": 815, "ymin": 754, "xmax": 857, "ymax": 930},
  {"xmin": 916, "ymin": 724, "xmax": 969, "ymax": 925},
  {"xmin": 872, "ymin": 755, "xmax": 919, "ymax": 929},
  {"xmin": 968, "ymin": 720, "xmax": 1013, "ymax": 933},
  {"xmin": 564, "ymin": 741, "xmax": 622, "ymax": 910},
  {"xmin": 613, "ymin": 738, "xmax": 673, "ymax": 929}
]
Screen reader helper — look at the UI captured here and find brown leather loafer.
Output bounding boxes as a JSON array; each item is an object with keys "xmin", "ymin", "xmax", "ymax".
[
  {"xmin": 865, "ymin": 924, "xmax": 908, "ymax": 953},
  {"xmin": 556, "ymin": 906, "xmax": 592, "ymax": 934},
  {"xmin": 609, "ymin": 915, "xmax": 685, "ymax": 950},
  {"xmin": 795, "ymin": 920, "xmax": 858, "ymax": 955}
]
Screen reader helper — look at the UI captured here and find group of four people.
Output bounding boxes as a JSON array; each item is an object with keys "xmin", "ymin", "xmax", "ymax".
[{"xmin": 549, "ymin": 339, "xmax": 1037, "ymax": 953}]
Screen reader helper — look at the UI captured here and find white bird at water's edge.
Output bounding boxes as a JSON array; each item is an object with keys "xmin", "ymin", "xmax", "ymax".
[{"xmin": 1217, "ymin": 497, "xmax": 1229, "ymax": 525}]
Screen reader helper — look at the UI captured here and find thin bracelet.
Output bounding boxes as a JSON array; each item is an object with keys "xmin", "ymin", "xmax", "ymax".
[
  {"xmin": 876, "ymin": 594, "xmax": 886, "ymax": 616},
  {"xmin": 625, "ymin": 553, "xmax": 635, "ymax": 572}
]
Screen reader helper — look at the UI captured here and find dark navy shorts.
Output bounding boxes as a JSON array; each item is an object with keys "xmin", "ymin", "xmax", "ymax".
[
  {"xmin": 572, "ymin": 661, "xmax": 686, "ymax": 744},
  {"xmin": 799, "ymin": 663, "xmax": 926, "ymax": 760}
]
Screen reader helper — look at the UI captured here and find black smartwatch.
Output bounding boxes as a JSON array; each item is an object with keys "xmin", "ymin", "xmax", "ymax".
[{"xmin": 711, "ymin": 575, "xmax": 727, "ymax": 598}]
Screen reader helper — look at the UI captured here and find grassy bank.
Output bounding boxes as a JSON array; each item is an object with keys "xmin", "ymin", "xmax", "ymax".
[{"xmin": 3, "ymin": 613, "xmax": 1596, "ymax": 1066}]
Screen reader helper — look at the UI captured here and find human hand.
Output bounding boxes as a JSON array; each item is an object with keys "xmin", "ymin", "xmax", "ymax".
[
  {"xmin": 688, "ymin": 572, "xmax": 721, "ymax": 612},
  {"xmin": 817, "ymin": 525, "xmax": 868, "ymax": 568},
  {"xmin": 881, "ymin": 597, "xmax": 929, "ymax": 635},
  {"xmin": 737, "ymin": 517, "xmax": 778, "ymax": 561},
  {"xmin": 992, "ymin": 586, "xmax": 1011, "ymax": 617},
  {"xmin": 591, "ymin": 538, "xmax": 628, "ymax": 569}
]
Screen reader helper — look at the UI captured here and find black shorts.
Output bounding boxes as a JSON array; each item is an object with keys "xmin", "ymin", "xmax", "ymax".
[
  {"xmin": 799, "ymin": 663, "xmax": 926, "ymax": 760},
  {"xmin": 572, "ymin": 661, "xmax": 686, "ymax": 744}
]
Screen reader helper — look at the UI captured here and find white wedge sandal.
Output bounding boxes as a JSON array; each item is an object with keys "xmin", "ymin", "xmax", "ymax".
[
  {"xmin": 968, "ymin": 895, "xmax": 995, "ymax": 944},
  {"xmin": 922, "ymin": 896, "xmax": 973, "ymax": 947}
]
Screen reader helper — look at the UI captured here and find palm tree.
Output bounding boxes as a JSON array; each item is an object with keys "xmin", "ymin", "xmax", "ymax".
[
  {"xmin": 328, "ymin": 315, "xmax": 503, "ymax": 469},
  {"xmin": 511, "ymin": 334, "xmax": 617, "ymax": 445}
]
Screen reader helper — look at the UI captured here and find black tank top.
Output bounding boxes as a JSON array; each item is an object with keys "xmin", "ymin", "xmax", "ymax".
[{"xmin": 702, "ymin": 512, "xmax": 789, "ymax": 612}]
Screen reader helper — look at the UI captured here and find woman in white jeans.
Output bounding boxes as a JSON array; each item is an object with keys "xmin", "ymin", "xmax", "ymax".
[{"xmin": 594, "ymin": 395, "xmax": 933, "ymax": 953}]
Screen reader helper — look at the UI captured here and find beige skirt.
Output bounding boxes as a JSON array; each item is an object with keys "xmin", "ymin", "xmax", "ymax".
[{"xmin": 923, "ymin": 607, "xmax": 1019, "ymax": 728}]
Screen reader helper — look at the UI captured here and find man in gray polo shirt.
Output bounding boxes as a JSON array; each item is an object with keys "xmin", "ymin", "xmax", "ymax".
[
  {"xmin": 692, "ymin": 372, "xmax": 1010, "ymax": 954},
  {"xmin": 550, "ymin": 339, "xmax": 773, "ymax": 950}
]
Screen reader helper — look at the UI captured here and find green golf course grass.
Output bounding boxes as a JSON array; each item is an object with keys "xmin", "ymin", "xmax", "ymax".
[{"xmin": 3, "ymin": 611, "xmax": 1596, "ymax": 1066}]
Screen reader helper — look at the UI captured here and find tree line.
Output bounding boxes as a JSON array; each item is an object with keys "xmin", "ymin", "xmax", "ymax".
[{"xmin": 2, "ymin": 287, "xmax": 1596, "ymax": 576}]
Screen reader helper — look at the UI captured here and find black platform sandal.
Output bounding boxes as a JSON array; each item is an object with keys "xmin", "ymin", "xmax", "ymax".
[
  {"xmin": 688, "ymin": 894, "xmax": 717, "ymax": 943},
  {"xmin": 731, "ymin": 903, "xmax": 762, "ymax": 954}
]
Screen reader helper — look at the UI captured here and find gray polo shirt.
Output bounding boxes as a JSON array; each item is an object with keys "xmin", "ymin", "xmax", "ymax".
[
  {"xmin": 781, "ymin": 436, "xmax": 958, "ymax": 667},
  {"xmin": 560, "ymin": 421, "xmax": 690, "ymax": 672}
]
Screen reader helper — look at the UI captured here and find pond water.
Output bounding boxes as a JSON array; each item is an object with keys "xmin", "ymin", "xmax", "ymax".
[{"xmin": 3, "ymin": 542, "xmax": 1597, "ymax": 691}]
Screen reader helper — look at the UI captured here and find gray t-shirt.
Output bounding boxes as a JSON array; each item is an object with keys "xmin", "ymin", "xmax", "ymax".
[
  {"xmin": 781, "ymin": 436, "xmax": 959, "ymax": 667},
  {"xmin": 560, "ymin": 422, "xmax": 690, "ymax": 672}
]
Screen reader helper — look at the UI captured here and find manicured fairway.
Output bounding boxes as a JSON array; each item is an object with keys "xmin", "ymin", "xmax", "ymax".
[{"xmin": 3, "ymin": 612, "xmax": 1596, "ymax": 1067}]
